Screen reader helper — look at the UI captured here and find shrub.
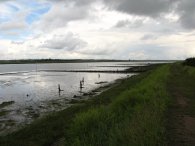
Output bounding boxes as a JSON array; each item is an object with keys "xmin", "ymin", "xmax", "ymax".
[{"xmin": 183, "ymin": 57, "xmax": 195, "ymax": 67}]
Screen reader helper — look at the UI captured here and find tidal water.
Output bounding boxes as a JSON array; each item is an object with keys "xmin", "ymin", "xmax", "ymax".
[{"xmin": 0, "ymin": 61, "xmax": 160, "ymax": 134}]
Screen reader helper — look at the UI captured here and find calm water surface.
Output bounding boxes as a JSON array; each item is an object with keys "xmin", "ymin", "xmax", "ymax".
[{"xmin": 0, "ymin": 62, "xmax": 159, "ymax": 134}]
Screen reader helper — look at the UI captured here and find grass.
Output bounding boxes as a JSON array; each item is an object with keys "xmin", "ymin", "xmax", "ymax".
[
  {"xmin": 67, "ymin": 65, "xmax": 170, "ymax": 146},
  {"xmin": 0, "ymin": 64, "xmax": 173, "ymax": 146}
]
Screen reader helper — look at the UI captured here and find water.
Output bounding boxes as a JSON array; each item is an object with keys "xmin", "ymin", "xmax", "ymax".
[
  {"xmin": 0, "ymin": 61, "xmax": 160, "ymax": 134},
  {"xmin": 0, "ymin": 72, "xmax": 128, "ymax": 103}
]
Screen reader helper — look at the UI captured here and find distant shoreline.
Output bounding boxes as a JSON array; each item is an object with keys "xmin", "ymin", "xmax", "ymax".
[{"xmin": 0, "ymin": 59, "xmax": 177, "ymax": 64}]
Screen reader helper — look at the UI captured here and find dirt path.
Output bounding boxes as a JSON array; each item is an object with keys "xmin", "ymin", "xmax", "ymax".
[{"xmin": 167, "ymin": 65, "xmax": 195, "ymax": 146}]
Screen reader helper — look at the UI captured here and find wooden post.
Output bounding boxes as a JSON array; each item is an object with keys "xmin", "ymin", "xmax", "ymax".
[
  {"xmin": 58, "ymin": 84, "xmax": 61, "ymax": 92},
  {"xmin": 82, "ymin": 77, "xmax": 84, "ymax": 85},
  {"xmin": 80, "ymin": 81, "xmax": 82, "ymax": 89}
]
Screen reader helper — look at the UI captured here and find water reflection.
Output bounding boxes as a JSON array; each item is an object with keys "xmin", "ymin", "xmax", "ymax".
[{"xmin": 0, "ymin": 62, "xmax": 145, "ymax": 134}]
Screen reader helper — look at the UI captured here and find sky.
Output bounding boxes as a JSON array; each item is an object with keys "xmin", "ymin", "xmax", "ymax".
[{"xmin": 0, "ymin": 0, "xmax": 195, "ymax": 60}]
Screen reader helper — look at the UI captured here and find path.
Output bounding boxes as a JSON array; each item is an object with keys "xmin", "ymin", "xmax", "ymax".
[{"xmin": 167, "ymin": 64, "xmax": 195, "ymax": 145}]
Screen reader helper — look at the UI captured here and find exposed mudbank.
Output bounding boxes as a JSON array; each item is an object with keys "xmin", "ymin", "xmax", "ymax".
[
  {"xmin": 39, "ymin": 65, "xmax": 156, "ymax": 73},
  {"xmin": 95, "ymin": 81, "xmax": 108, "ymax": 84},
  {"xmin": 0, "ymin": 76, "xmax": 124, "ymax": 136},
  {"xmin": 0, "ymin": 101, "xmax": 15, "ymax": 108}
]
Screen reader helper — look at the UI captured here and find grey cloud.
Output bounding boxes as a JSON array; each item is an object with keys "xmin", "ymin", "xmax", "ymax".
[
  {"xmin": 71, "ymin": 0, "xmax": 95, "ymax": 6},
  {"xmin": 0, "ymin": 21, "xmax": 27, "ymax": 37},
  {"xmin": 115, "ymin": 20, "xmax": 129, "ymax": 28},
  {"xmin": 47, "ymin": 0, "xmax": 95, "ymax": 6},
  {"xmin": 54, "ymin": 0, "xmax": 175, "ymax": 17},
  {"xmin": 36, "ymin": 1, "xmax": 90, "ymax": 31},
  {"xmin": 79, "ymin": 48, "xmax": 114, "ymax": 56},
  {"xmin": 0, "ymin": 21, "xmax": 27, "ymax": 31},
  {"xmin": 115, "ymin": 19, "xmax": 143, "ymax": 28},
  {"xmin": 59, "ymin": 0, "xmax": 95, "ymax": 6},
  {"xmin": 176, "ymin": 0, "xmax": 195, "ymax": 29},
  {"xmin": 109, "ymin": 0, "xmax": 195, "ymax": 30},
  {"xmin": 42, "ymin": 0, "xmax": 195, "ymax": 30},
  {"xmin": 4, "ymin": 0, "xmax": 195, "ymax": 31},
  {"xmin": 41, "ymin": 33, "xmax": 87, "ymax": 51},
  {"xmin": 141, "ymin": 34, "xmax": 158, "ymax": 40},
  {"xmin": 104, "ymin": 0, "xmax": 176, "ymax": 17}
]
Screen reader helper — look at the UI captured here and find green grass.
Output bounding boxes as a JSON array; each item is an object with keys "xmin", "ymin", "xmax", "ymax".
[
  {"xmin": 0, "ymin": 64, "xmax": 173, "ymax": 146},
  {"xmin": 67, "ymin": 65, "xmax": 170, "ymax": 146}
]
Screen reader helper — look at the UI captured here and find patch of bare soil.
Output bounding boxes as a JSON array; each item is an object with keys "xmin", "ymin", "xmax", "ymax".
[
  {"xmin": 168, "ymin": 92, "xmax": 195, "ymax": 146},
  {"xmin": 176, "ymin": 95, "xmax": 188, "ymax": 108},
  {"xmin": 183, "ymin": 116, "xmax": 195, "ymax": 144}
]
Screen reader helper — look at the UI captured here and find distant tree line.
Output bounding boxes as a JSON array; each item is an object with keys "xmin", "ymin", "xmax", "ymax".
[
  {"xmin": 0, "ymin": 59, "xmax": 130, "ymax": 64},
  {"xmin": 183, "ymin": 57, "xmax": 195, "ymax": 67}
]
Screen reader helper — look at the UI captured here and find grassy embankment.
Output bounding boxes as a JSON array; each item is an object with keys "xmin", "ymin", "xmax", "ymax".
[{"xmin": 0, "ymin": 64, "xmax": 171, "ymax": 146}]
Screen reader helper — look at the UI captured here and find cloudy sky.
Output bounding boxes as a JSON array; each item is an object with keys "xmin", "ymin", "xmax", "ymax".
[{"xmin": 1, "ymin": 0, "xmax": 195, "ymax": 60}]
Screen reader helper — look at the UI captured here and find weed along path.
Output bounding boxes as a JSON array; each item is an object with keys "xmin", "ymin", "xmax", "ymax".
[{"xmin": 167, "ymin": 64, "xmax": 195, "ymax": 145}]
